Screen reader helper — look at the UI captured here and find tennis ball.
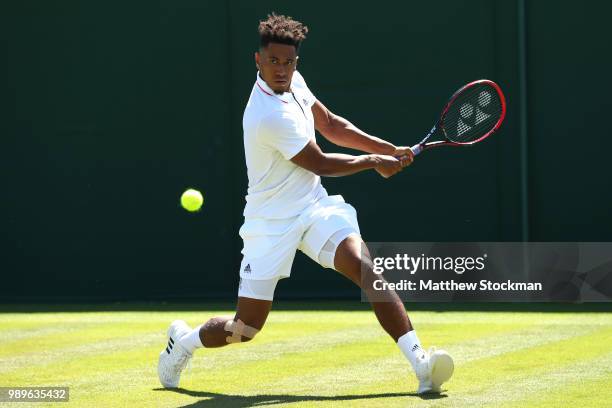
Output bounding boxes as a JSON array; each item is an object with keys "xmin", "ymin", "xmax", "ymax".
[{"xmin": 180, "ymin": 188, "xmax": 203, "ymax": 212}]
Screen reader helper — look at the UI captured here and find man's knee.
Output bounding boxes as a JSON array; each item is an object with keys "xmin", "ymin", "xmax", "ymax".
[
  {"xmin": 347, "ymin": 255, "xmax": 398, "ymax": 301},
  {"xmin": 231, "ymin": 296, "xmax": 271, "ymax": 344},
  {"xmin": 334, "ymin": 235, "xmax": 366, "ymax": 282},
  {"xmin": 225, "ymin": 318, "xmax": 261, "ymax": 343},
  {"xmin": 351, "ymin": 262, "xmax": 381, "ymax": 291},
  {"xmin": 336, "ymin": 246, "xmax": 381, "ymax": 289}
]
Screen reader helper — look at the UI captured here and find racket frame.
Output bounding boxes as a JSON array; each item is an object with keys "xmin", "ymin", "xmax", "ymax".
[{"xmin": 410, "ymin": 79, "xmax": 506, "ymax": 156}]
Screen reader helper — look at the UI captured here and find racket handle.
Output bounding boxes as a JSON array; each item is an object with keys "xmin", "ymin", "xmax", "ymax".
[{"xmin": 410, "ymin": 144, "xmax": 423, "ymax": 156}]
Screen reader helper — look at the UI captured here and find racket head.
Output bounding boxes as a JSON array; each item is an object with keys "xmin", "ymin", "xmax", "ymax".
[{"xmin": 440, "ymin": 79, "xmax": 506, "ymax": 145}]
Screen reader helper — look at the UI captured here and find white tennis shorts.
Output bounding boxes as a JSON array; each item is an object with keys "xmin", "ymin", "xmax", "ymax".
[{"xmin": 238, "ymin": 194, "xmax": 360, "ymax": 285}]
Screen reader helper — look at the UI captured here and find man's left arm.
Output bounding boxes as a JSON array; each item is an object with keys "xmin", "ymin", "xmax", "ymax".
[{"xmin": 311, "ymin": 99, "xmax": 413, "ymax": 158}]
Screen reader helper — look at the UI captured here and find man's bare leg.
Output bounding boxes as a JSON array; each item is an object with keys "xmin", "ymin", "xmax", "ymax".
[
  {"xmin": 158, "ymin": 296, "xmax": 272, "ymax": 388},
  {"xmin": 333, "ymin": 234, "xmax": 412, "ymax": 341},
  {"xmin": 197, "ymin": 297, "xmax": 272, "ymax": 348},
  {"xmin": 333, "ymin": 234, "xmax": 454, "ymax": 393}
]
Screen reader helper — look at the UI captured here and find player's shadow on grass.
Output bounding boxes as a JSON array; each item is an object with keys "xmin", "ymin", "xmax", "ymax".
[{"xmin": 153, "ymin": 387, "xmax": 446, "ymax": 407}]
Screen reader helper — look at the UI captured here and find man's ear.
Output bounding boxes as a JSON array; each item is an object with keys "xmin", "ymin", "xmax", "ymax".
[{"xmin": 254, "ymin": 52, "xmax": 260, "ymax": 69}]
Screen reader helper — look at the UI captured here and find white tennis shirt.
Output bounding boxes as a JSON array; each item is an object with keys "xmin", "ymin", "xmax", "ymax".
[{"xmin": 242, "ymin": 71, "xmax": 327, "ymax": 219}]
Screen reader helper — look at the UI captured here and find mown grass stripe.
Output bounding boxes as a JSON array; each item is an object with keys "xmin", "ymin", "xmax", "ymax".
[
  {"xmin": 185, "ymin": 319, "xmax": 599, "ymax": 395},
  {"xmin": 0, "ymin": 317, "xmax": 376, "ymax": 377},
  {"xmin": 503, "ymin": 370, "xmax": 612, "ymax": 408},
  {"xmin": 425, "ymin": 350, "xmax": 612, "ymax": 407},
  {"xmin": 0, "ymin": 311, "xmax": 522, "ymax": 377},
  {"xmin": 250, "ymin": 324, "xmax": 606, "ymax": 397},
  {"xmin": 1, "ymin": 310, "xmax": 609, "ymax": 408},
  {"xmin": 258, "ymin": 327, "xmax": 612, "ymax": 408}
]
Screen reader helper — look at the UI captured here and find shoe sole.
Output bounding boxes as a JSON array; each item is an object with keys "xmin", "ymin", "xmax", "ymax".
[
  {"xmin": 417, "ymin": 384, "xmax": 434, "ymax": 395},
  {"xmin": 430, "ymin": 350, "xmax": 454, "ymax": 388}
]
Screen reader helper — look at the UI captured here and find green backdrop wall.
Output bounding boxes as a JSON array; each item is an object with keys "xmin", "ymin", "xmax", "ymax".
[{"xmin": 2, "ymin": 1, "xmax": 611, "ymax": 300}]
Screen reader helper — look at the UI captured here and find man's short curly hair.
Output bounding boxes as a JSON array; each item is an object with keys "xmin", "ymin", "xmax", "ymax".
[{"xmin": 258, "ymin": 13, "xmax": 308, "ymax": 51}]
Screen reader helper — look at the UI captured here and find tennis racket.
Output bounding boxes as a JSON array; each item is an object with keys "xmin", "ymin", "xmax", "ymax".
[{"xmin": 410, "ymin": 79, "xmax": 506, "ymax": 156}]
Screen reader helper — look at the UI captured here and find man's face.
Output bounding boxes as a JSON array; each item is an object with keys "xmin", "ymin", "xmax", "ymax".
[{"xmin": 255, "ymin": 43, "xmax": 298, "ymax": 94}]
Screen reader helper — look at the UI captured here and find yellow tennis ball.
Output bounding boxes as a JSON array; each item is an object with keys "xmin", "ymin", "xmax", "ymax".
[{"xmin": 180, "ymin": 188, "xmax": 203, "ymax": 212}]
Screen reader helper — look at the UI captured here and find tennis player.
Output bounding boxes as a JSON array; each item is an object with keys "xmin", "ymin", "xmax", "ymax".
[{"xmin": 159, "ymin": 13, "xmax": 454, "ymax": 394}]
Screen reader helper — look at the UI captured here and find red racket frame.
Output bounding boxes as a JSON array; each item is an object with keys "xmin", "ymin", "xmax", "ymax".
[{"xmin": 411, "ymin": 79, "xmax": 506, "ymax": 155}]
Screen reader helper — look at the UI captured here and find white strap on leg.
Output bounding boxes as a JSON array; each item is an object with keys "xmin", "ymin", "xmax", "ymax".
[{"xmin": 224, "ymin": 319, "xmax": 260, "ymax": 343}]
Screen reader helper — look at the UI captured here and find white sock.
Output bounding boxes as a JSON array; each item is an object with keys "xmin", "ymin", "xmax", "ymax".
[
  {"xmin": 179, "ymin": 325, "xmax": 204, "ymax": 353},
  {"xmin": 397, "ymin": 330, "xmax": 427, "ymax": 372}
]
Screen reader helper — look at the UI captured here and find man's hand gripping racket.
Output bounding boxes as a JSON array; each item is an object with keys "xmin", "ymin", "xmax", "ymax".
[{"xmin": 408, "ymin": 79, "xmax": 506, "ymax": 157}]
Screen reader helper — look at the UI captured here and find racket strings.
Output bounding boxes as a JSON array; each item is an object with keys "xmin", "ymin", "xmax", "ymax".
[
  {"xmin": 445, "ymin": 87, "xmax": 500, "ymax": 134},
  {"xmin": 443, "ymin": 84, "xmax": 503, "ymax": 143}
]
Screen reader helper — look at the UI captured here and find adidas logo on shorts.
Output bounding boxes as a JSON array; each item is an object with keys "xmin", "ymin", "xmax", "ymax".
[{"xmin": 244, "ymin": 264, "xmax": 251, "ymax": 273}]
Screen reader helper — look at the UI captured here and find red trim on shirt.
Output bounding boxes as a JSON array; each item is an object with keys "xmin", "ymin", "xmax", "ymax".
[{"xmin": 257, "ymin": 82, "xmax": 289, "ymax": 104}]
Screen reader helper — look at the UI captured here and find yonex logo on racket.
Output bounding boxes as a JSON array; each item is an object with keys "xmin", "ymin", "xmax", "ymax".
[
  {"xmin": 457, "ymin": 91, "xmax": 492, "ymax": 136},
  {"xmin": 409, "ymin": 79, "xmax": 505, "ymax": 157}
]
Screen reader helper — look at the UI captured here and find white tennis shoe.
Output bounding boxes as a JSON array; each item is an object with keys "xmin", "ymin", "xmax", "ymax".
[
  {"xmin": 415, "ymin": 347, "xmax": 454, "ymax": 394},
  {"xmin": 157, "ymin": 320, "xmax": 193, "ymax": 388}
]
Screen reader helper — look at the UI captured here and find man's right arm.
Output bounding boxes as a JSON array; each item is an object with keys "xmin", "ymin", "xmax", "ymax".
[
  {"xmin": 258, "ymin": 111, "xmax": 408, "ymax": 178},
  {"xmin": 290, "ymin": 139, "xmax": 406, "ymax": 178}
]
